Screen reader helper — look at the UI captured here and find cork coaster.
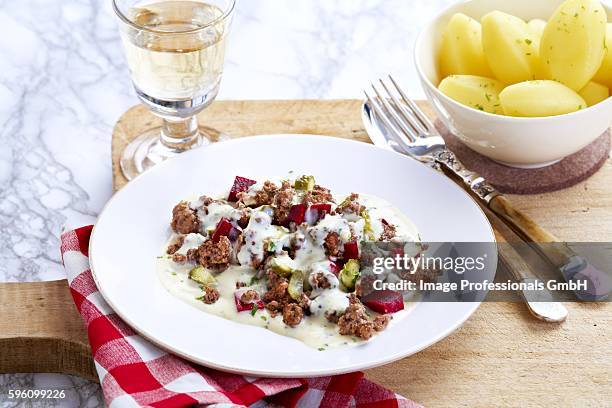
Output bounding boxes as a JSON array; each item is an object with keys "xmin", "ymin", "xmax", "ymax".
[{"xmin": 437, "ymin": 121, "xmax": 611, "ymax": 194}]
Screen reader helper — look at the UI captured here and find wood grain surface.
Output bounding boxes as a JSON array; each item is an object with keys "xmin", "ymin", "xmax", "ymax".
[
  {"xmin": 0, "ymin": 280, "xmax": 98, "ymax": 382},
  {"xmin": 1, "ymin": 100, "xmax": 610, "ymax": 407}
]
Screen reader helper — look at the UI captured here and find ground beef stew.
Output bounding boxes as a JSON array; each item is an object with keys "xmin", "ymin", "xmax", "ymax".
[{"xmin": 156, "ymin": 175, "xmax": 420, "ymax": 349}]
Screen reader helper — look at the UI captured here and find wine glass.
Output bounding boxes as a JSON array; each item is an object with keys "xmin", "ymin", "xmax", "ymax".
[{"xmin": 113, "ymin": 0, "xmax": 236, "ymax": 180}]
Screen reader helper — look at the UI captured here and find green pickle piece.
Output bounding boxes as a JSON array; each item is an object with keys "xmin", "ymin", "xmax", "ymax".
[
  {"xmin": 339, "ymin": 259, "xmax": 360, "ymax": 290},
  {"xmin": 294, "ymin": 175, "xmax": 315, "ymax": 191},
  {"xmin": 268, "ymin": 255, "xmax": 294, "ymax": 277},
  {"xmin": 288, "ymin": 270, "xmax": 305, "ymax": 301},
  {"xmin": 188, "ymin": 266, "xmax": 216, "ymax": 285},
  {"xmin": 361, "ymin": 210, "xmax": 376, "ymax": 241}
]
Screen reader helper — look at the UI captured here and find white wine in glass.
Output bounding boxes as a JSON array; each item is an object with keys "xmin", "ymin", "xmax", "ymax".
[{"xmin": 113, "ymin": 0, "xmax": 235, "ymax": 180}]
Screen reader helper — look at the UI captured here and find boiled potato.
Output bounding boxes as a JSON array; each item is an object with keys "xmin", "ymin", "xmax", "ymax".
[
  {"xmin": 439, "ymin": 13, "xmax": 493, "ymax": 78},
  {"xmin": 540, "ymin": 0, "xmax": 607, "ymax": 91},
  {"xmin": 593, "ymin": 24, "xmax": 612, "ymax": 88},
  {"xmin": 527, "ymin": 19, "xmax": 549, "ymax": 79},
  {"xmin": 579, "ymin": 81, "xmax": 610, "ymax": 105},
  {"xmin": 527, "ymin": 19, "xmax": 547, "ymax": 41},
  {"xmin": 500, "ymin": 80, "xmax": 587, "ymax": 117},
  {"xmin": 481, "ymin": 11, "xmax": 539, "ymax": 84},
  {"xmin": 438, "ymin": 75, "xmax": 505, "ymax": 113}
]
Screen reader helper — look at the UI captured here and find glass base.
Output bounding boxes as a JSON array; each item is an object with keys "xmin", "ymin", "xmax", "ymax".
[{"xmin": 120, "ymin": 126, "xmax": 227, "ymax": 180}]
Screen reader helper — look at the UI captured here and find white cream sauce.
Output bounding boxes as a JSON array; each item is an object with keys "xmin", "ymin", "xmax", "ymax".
[
  {"xmin": 158, "ymin": 191, "xmax": 420, "ymax": 349},
  {"xmin": 192, "ymin": 200, "xmax": 245, "ymax": 235}
]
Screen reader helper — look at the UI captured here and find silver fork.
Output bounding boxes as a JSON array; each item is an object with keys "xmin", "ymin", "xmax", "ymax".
[
  {"xmin": 364, "ymin": 76, "xmax": 503, "ymax": 204},
  {"xmin": 363, "ymin": 76, "xmax": 606, "ymax": 304}
]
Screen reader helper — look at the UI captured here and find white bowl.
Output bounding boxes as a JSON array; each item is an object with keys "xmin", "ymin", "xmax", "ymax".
[{"xmin": 414, "ymin": 0, "xmax": 612, "ymax": 168}]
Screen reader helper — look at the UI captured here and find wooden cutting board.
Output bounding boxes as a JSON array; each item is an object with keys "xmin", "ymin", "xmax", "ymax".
[{"xmin": 1, "ymin": 100, "xmax": 611, "ymax": 407}]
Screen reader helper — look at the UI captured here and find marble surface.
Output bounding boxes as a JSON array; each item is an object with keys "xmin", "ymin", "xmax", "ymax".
[{"xmin": 0, "ymin": 0, "xmax": 517, "ymax": 405}]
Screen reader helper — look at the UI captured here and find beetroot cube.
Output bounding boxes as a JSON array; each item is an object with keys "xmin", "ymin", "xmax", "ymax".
[
  {"xmin": 329, "ymin": 260, "xmax": 341, "ymax": 275},
  {"xmin": 286, "ymin": 204, "xmax": 307, "ymax": 226},
  {"xmin": 211, "ymin": 218, "xmax": 240, "ymax": 243},
  {"xmin": 228, "ymin": 176, "xmax": 256, "ymax": 202},
  {"xmin": 306, "ymin": 203, "xmax": 332, "ymax": 223},
  {"xmin": 234, "ymin": 291, "xmax": 264, "ymax": 312},
  {"xmin": 361, "ymin": 289, "xmax": 404, "ymax": 314},
  {"xmin": 343, "ymin": 241, "xmax": 359, "ymax": 260}
]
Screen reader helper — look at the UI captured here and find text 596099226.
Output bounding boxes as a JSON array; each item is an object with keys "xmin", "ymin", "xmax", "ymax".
[{"xmin": 6, "ymin": 389, "xmax": 66, "ymax": 400}]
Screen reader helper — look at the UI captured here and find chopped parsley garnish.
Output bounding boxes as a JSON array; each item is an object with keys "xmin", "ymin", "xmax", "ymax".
[
  {"xmin": 524, "ymin": 38, "xmax": 532, "ymax": 45},
  {"xmin": 317, "ymin": 347, "xmax": 326, "ymax": 351},
  {"xmin": 249, "ymin": 275, "xmax": 260, "ymax": 285},
  {"xmin": 251, "ymin": 304, "xmax": 258, "ymax": 316}
]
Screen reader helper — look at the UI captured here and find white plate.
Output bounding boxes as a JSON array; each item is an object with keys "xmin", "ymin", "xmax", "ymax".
[{"xmin": 90, "ymin": 135, "xmax": 496, "ymax": 377}]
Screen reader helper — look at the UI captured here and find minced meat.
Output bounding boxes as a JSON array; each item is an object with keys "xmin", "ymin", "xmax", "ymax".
[
  {"xmin": 282, "ymin": 303, "xmax": 303, "ymax": 327},
  {"xmin": 192, "ymin": 236, "xmax": 231, "ymax": 270},
  {"xmin": 240, "ymin": 289, "xmax": 260, "ymax": 304},
  {"xmin": 336, "ymin": 193, "xmax": 365, "ymax": 216},
  {"xmin": 323, "ymin": 232, "xmax": 340, "ymax": 257},
  {"xmin": 199, "ymin": 286, "xmax": 220, "ymax": 304},
  {"xmin": 373, "ymin": 315, "xmax": 391, "ymax": 331},
  {"xmin": 380, "ymin": 219, "xmax": 397, "ymax": 241},
  {"xmin": 337, "ymin": 294, "xmax": 376, "ymax": 340},
  {"xmin": 262, "ymin": 270, "xmax": 309, "ymax": 320},
  {"xmin": 172, "ymin": 253, "xmax": 187, "ymax": 264},
  {"xmin": 240, "ymin": 180, "xmax": 278, "ymax": 207},
  {"xmin": 171, "ymin": 202, "xmax": 200, "ymax": 234},
  {"xmin": 273, "ymin": 181, "xmax": 295, "ymax": 225},
  {"xmin": 303, "ymin": 185, "xmax": 334, "ymax": 204},
  {"xmin": 263, "ymin": 270, "xmax": 290, "ymax": 307},
  {"xmin": 166, "ymin": 235, "xmax": 185, "ymax": 254},
  {"xmin": 311, "ymin": 272, "xmax": 332, "ymax": 289}
]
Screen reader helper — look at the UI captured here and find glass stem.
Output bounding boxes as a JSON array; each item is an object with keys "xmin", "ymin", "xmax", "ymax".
[{"xmin": 160, "ymin": 115, "xmax": 201, "ymax": 151}]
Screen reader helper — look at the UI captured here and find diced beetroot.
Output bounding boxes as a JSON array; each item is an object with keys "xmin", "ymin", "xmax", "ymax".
[
  {"xmin": 390, "ymin": 246, "xmax": 404, "ymax": 258},
  {"xmin": 310, "ymin": 203, "xmax": 331, "ymax": 218},
  {"xmin": 227, "ymin": 176, "xmax": 256, "ymax": 202},
  {"xmin": 361, "ymin": 289, "xmax": 404, "ymax": 314},
  {"xmin": 329, "ymin": 260, "xmax": 341, "ymax": 275},
  {"xmin": 286, "ymin": 204, "xmax": 307, "ymax": 226},
  {"xmin": 343, "ymin": 241, "xmax": 359, "ymax": 260},
  {"xmin": 305, "ymin": 203, "xmax": 332, "ymax": 224},
  {"xmin": 211, "ymin": 218, "xmax": 241, "ymax": 243},
  {"xmin": 234, "ymin": 291, "xmax": 264, "ymax": 312}
]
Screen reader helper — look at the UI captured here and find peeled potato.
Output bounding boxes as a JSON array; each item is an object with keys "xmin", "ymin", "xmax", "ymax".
[
  {"xmin": 481, "ymin": 11, "xmax": 539, "ymax": 84},
  {"xmin": 527, "ymin": 19, "xmax": 547, "ymax": 41},
  {"xmin": 593, "ymin": 24, "xmax": 612, "ymax": 88},
  {"xmin": 540, "ymin": 0, "xmax": 607, "ymax": 91},
  {"xmin": 439, "ymin": 13, "xmax": 493, "ymax": 78},
  {"xmin": 438, "ymin": 75, "xmax": 505, "ymax": 113},
  {"xmin": 527, "ymin": 19, "xmax": 549, "ymax": 79},
  {"xmin": 500, "ymin": 80, "xmax": 587, "ymax": 117},
  {"xmin": 579, "ymin": 81, "xmax": 610, "ymax": 106}
]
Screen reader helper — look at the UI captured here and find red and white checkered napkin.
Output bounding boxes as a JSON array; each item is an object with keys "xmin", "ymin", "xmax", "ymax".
[{"xmin": 61, "ymin": 225, "xmax": 421, "ymax": 408}]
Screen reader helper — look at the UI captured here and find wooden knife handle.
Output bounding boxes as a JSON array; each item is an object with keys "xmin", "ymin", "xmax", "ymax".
[
  {"xmin": 489, "ymin": 195, "xmax": 575, "ymax": 268},
  {"xmin": 434, "ymin": 150, "xmax": 576, "ymax": 270}
]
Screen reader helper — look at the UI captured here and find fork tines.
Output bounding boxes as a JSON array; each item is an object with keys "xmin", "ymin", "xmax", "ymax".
[{"xmin": 364, "ymin": 75, "xmax": 436, "ymax": 142}]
